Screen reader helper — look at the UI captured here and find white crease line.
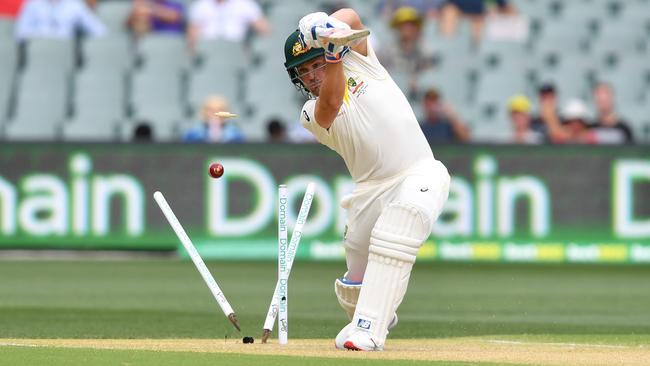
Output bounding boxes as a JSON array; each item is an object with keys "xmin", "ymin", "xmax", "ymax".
[
  {"xmin": 487, "ymin": 339, "xmax": 633, "ymax": 349},
  {"xmin": 0, "ymin": 342, "xmax": 43, "ymax": 348}
]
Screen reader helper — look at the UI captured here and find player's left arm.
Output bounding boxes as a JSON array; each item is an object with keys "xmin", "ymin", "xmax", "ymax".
[
  {"xmin": 314, "ymin": 59, "xmax": 346, "ymax": 129},
  {"xmin": 301, "ymin": 8, "xmax": 365, "ymax": 128},
  {"xmin": 312, "ymin": 8, "xmax": 367, "ymax": 128},
  {"xmin": 330, "ymin": 8, "xmax": 368, "ymax": 56}
]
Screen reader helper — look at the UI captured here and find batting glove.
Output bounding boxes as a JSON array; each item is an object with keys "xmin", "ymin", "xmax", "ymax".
[
  {"xmin": 325, "ymin": 45, "xmax": 350, "ymax": 63},
  {"xmin": 298, "ymin": 12, "xmax": 350, "ymax": 49},
  {"xmin": 298, "ymin": 12, "xmax": 328, "ymax": 48}
]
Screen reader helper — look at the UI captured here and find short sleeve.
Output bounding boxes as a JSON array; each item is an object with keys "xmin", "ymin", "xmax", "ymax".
[{"xmin": 301, "ymin": 99, "xmax": 342, "ymax": 148}]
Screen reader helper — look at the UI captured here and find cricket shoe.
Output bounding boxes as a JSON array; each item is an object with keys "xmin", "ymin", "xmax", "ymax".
[
  {"xmin": 343, "ymin": 330, "xmax": 383, "ymax": 351},
  {"xmin": 334, "ymin": 314, "xmax": 397, "ymax": 350}
]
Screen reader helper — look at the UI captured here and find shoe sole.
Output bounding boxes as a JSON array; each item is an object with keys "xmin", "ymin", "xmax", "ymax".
[{"xmin": 343, "ymin": 341, "xmax": 363, "ymax": 351}]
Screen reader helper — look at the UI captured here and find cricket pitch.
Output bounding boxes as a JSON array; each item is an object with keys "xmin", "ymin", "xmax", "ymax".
[{"xmin": 2, "ymin": 337, "xmax": 648, "ymax": 366}]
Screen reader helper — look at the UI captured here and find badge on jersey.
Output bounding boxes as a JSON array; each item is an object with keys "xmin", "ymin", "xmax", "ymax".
[
  {"xmin": 346, "ymin": 75, "xmax": 368, "ymax": 97},
  {"xmin": 302, "ymin": 109, "xmax": 310, "ymax": 122}
]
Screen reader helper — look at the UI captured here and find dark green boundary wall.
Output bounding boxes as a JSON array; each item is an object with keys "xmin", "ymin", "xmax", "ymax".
[{"xmin": 0, "ymin": 143, "xmax": 648, "ymax": 264}]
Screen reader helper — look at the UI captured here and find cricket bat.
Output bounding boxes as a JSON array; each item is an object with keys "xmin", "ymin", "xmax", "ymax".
[{"xmin": 318, "ymin": 28, "xmax": 370, "ymax": 47}]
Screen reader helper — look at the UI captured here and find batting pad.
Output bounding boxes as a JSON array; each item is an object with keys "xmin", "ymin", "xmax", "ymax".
[
  {"xmin": 335, "ymin": 276, "xmax": 361, "ymax": 320},
  {"xmin": 351, "ymin": 201, "xmax": 430, "ymax": 345}
]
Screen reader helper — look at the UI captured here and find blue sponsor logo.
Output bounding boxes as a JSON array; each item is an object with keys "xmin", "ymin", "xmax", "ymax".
[{"xmin": 357, "ymin": 318, "xmax": 372, "ymax": 330}]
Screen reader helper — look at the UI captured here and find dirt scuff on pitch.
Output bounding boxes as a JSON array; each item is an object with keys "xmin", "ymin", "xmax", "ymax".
[{"xmin": 1, "ymin": 338, "xmax": 648, "ymax": 366}]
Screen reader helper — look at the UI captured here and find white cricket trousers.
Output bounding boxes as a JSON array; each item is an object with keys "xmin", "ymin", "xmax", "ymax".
[{"xmin": 341, "ymin": 158, "xmax": 450, "ymax": 282}]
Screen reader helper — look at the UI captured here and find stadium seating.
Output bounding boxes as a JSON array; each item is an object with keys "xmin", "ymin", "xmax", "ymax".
[
  {"xmin": 245, "ymin": 61, "xmax": 302, "ymax": 141},
  {"xmin": 1, "ymin": 0, "xmax": 649, "ymax": 143},
  {"xmin": 418, "ymin": 62, "xmax": 472, "ymax": 109},
  {"xmin": 534, "ymin": 20, "xmax": 589, "ymax": 67},
  {"xmin": 96, "ymin": 1, "xmax": 132, "ymax": 35},
  {"xmin": 83, "ymin": 37, "xmax": 133, "ymax": 72},
  {"xmin": 594, "ymin": 20, "xmax": 647, "ymax": 55},
  {"xmin": 187, "ymin": 67, "xmax": 243, "ymax": 117},
  {"xmin": 196, "ymin": 40, "xmax": 247, "ymax": 70},
  {"xmin": 62, "ymin": 69, "xmax": 126, "ymax": 141},
  {"xmin": 137, "ymin": 34, "xmax": 191, "ymax": 72},
  {"xmin": 596, "ymin": 68, "xmax": 648, "ymax": 108},
  {"xmin": 516, "ymin": 0, "xmax": 556, "ymax": 19},
  {"xmin": 478, "ymin": 40, "xmax": 531, "ymax": 83},
  {"xmin": 5, "ymin": 70, "xmax": 69, "ymax": 140},
  {"xmin": 557, "ymin": 0, "xmax": 612, "ymax": 29},
  {"xmin": 620, "ymin": 104, "xmax": 650, "ymax": 141},
  {"xmin": 25, "ymin": 39, "xmax": 76, "ymax": 73},
  {"xmin": 0, "ymin": 40, "xmax": 17, "ymax": 127},
  {"xmin": 269, "ymin": 2, "xmax": 312, "ymax": 26},
  {"xmin": 0, "ymin": 19, "xmax": 13, "ymax": 39},
  {"xmin": 535, "ymin": 53, "xmax": 596, "ymax": 101},
  {"xmin": 472, "ymin": 67, "xmax": 527, "ymax": 140},
  {"xmin": 617, "ymin": 0, "xmax": 650, "ymax": 28},
  {"xmin": 130, "ymin": 66, "xmax": 184, "ymax": 141}
]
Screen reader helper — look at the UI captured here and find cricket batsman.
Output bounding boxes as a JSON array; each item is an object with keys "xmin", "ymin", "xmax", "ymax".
[{"xmin": 283, "ymin": 8, "xmax": 450, "ymax": 350}]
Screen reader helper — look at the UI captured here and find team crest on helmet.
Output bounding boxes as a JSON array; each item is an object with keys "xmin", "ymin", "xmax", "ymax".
[{"xmin": 292, "ymin": 41, "xmax": 308, "ymax": 56}]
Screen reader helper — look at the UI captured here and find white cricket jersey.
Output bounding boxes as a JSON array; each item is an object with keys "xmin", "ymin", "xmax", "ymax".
[{"xmin": 300, "ymin": 43, "xmax": 434, "ymax": 183}]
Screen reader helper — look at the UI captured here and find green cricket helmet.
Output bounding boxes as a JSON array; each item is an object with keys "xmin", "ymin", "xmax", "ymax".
[{"xmin": 284, "ymin": 29, "xmax": 324, "ymax": 93}]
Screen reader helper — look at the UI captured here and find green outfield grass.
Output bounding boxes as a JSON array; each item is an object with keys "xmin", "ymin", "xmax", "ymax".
[
  {"xmin": 1, "ymin": 260, "xmax": 649, "ymax": 338},
  {"xmin": 0, "ymin": 260, "xmax": 649, "ymax": 365}
]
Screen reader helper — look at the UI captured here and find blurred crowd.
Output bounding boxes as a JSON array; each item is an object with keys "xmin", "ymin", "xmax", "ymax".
[
  {"xmin": 420, "ymin": 80, "xmax": 634, "ymax": 145},
  {"xmin": 0, "ymin": 0, "xmax": 644, "ymax": 144},
  {"xmin": 375, "ymin": 1, "xmax": 636, "ymax": 145}
]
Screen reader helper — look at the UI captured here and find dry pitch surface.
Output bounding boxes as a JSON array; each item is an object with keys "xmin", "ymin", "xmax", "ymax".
[{"xmin": 2, "ymin": 338, "xmax": 648, "ymax": 366}]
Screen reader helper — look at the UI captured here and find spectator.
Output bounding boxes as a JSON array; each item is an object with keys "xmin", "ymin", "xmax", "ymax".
[
  {"xmin": 529, "ymin": 83, "xmax": 556, "ymax": 134},
  {"xmin": 589, "ymin": 82, "xmax": 634, "ymax": 144},
  {"xmin": 533, "ymin": 82, "xmax": 573, "ymax": 143},
  {"xmin": 127, "ymin": 0, "xmax": 185, "ymax": 39},
  {"xmin": 377, "ymin": 6, "xmax": 436, "ymax": 93},
  {"xmin": 439, "ymin": 0, "xmax": 486, "ymax": 43},
  {"xmin": 419, "ymin": 88, "xmax": 470, "ymax": 143},
  {"xmin": 15, "ymin": 0, "xmax": 106, "ymax": 41},
  {"xmin": 187, "ymin": 0, "xmax": 270, "ymax": 51},
  {"xmin": 561, "ymin": 99, "xmax": 595, "ymax": 144},
  {"xmin": 379, "ymin": 0, "xmax": 446, "ymax": 19},
  {"xmin": 133, "ymin": 121, "xmax": 154, "ymax": 142},
  {"xmin": 0, "ymin": 0, "xmax": 24, "ymax": 18},
  {"xmin": 183, "ymin": 95, "xmax": 245, "ymax": 143},
  {"xmin": 266, "ymin": 118, "xmax": 287, "ymax": 143},
  {"xmin": 507, "ymin": 94, "xmax": 543, "ymax": 144}
]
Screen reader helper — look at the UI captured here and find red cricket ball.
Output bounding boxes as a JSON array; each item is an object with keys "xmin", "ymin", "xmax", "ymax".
[{"xmin": 208, "ymin": 163, "xmax": 224, "ymax": 179}]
